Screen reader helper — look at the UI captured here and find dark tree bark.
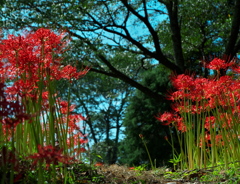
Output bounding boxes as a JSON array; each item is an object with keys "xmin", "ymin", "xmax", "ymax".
[{"xmin": 165, "ymin": 0, "xmax": 185, "ymax": 72}]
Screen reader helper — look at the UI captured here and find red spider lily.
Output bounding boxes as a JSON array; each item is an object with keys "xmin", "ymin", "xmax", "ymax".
[
  {"xmin": 67, "ymin": 132, "xmax": 88, "ymax": 147},
  {"xmin": 0, "ymin": 28, "xmax": 88, "ymax": 99},
  {"xmin": 170, "ymin": 74, "xmax": 195, "ymax": 91},
  {"xmin": 67, "ymin": 114, "xmax": 86, "ymax": 132},
  {"xmin": 54, "ymin": 99, "xmax": 88, "ymax": 153},
  {"xmin": 0, "ymin": 83, "xmax": 31, "ymax": 128},
  {"xmin": 139, "ymin": 134, "xmax": 144, "ymax": 139},
  {"xmin": 156, "ymin": 112, "xmax": 183, "ymax": 126},
  {"xmin": 204, "ymin": 116, "xmax": 216, "ymax": 130},
  {"xmin": 204, "ymin": 133, "xmax": 224, "ymax": 147},
  {"xmin": 205, "ymin": 58, "xmax": 234, "ymax": 71},
  {"xmin": 58, "ymin": 100, "xmax": 76, "ymax": 114},
  {"xmin": 169, "ymin": 73, "xmax": 240, "ymax": 113},
  {"xmin": 156, "ymin": 112, "xmax": 187, "ymax": 132},
  {"xmin": 28, "ymin": 145, "xmax": 72, "ymax": 169},
  {"xmin": 176, "ymin": 121, "xmax": 187, "ymax": 132},
  {"xmin": 155, "ymin": 112, "xmax": 176, "ymax": 124},
  {"xmin": 60, "ymin": 65, "xmax": 90, "ymax": 82},
  {"xmin": 168, "ymin": 90, "xmax": 185, "ymax": 101},
  {"xmin": 70, "ymin": 147, "xmax": 87, "ymax": 158},
  {"xmin": 94, "ymin": 162, "xmax": 104, "ymax": 167},
  {"xmin": 5, "ymin": 79, "xmax": 39, "ymax": 98},
  {"xmin": 157, "ymin": 57, "xmax": 240, "ymax": 145},
  {"xmin": 57, "ymin": 105, "xmax": 87, "ymax": 133},
  {"xmin": 57, "ymin": 99, "xmax": 86, "ymax": 130},
  {"xmin": 232, "ymin": 65, "xmax": 240, "ymax": 74},
  {"xmin": 164, "ymin": 136, "xmax": 168, "ymax": 141},
  {"xmin": 219, "ymin": 113, "xmax": 234, "ymax": 129}
]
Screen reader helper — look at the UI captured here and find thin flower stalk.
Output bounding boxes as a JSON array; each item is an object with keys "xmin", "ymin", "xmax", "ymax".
[{"xmin": 139, "ymin": 134, "xmax": 155, "ymax": 170}]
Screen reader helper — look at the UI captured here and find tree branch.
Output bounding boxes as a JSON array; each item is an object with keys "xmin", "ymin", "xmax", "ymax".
[
  {"xmin": 67, "ymin": 29, "xmax": 166, "ymax": 102},
  {"xmin": 142, "ymin": 0, "xmax": 148, "ymax": 19},
  {"xmin": 165, "ymin": 0, "xmax": 185, "ymax": 72},
  {"xmin": 74, "ymin": 86, "xmax": 98, "ymax": 144},
  {"xmin": 120, "ymin": 0, "xmax": 182, "ymax": 73}
]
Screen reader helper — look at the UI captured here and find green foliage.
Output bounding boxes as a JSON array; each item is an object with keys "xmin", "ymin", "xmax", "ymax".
[
  {"xmin": 132, "ymin": 164, "xmax": 148, "ymax": 172},
  {"xmin": 199, "ymin": 164, "xmax": 240, "ymax": 183},
  {"xmin": 169, "ymin": 153, "xmax": 182, "ymax": 170}
]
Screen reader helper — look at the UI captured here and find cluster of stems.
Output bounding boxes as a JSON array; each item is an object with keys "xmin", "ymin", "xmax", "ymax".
[{"xmin": 157, "ymin": 58, "xmax": 240, "ymax": 170}]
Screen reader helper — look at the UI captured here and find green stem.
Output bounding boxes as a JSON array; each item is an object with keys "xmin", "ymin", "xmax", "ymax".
[
  {"xmin": 140, "ymin": 135, "xmax": 154, "ymax": 170},
  {"xmin": 10, "ymin": 128, "xmax": 14, "ymax": 184}
]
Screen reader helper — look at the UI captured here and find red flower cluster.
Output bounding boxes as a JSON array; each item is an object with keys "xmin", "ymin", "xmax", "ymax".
[
  {"xmin": 155, "ymin": 111, "xmax": 186, "ymax": 132},
  {"xmin": 157, "ymin": 57, "xmax": 240, "ymax": 146},
  {"xmin": 94, "ymin": 162, "xmax": 104, "ymax": 167},
  {"xmin": 0, "ymin": 28, "xmax": 89, "ymax": 99},
  {"xmin": 28, "ymin": 145, "xmax": 72, "ymax": 169},
  {"xmin": 0, "ymin": 83, "xmax": 31, "ymax": 131},
  {"xmin": 56, "ymin": 99, "xmax": 88, "ymax": 150},
  {"xmin": 205, "ymin": 58, "xmax": 234, "ymax": 70}
]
